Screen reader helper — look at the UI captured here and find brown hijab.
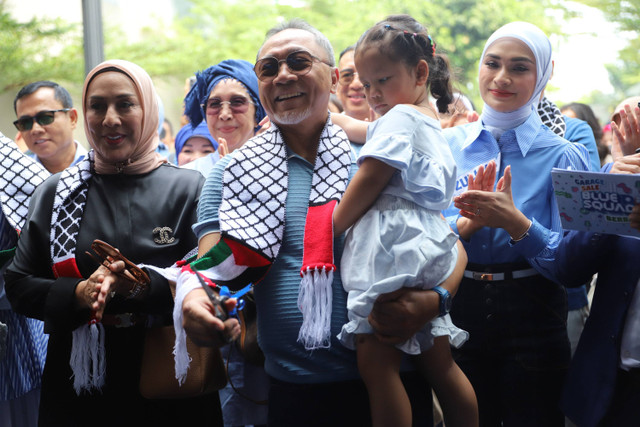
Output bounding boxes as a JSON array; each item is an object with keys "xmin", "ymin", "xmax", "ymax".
[{"xmin": 82, "ymin": 59, "xmax": 166, "ymax": 174}]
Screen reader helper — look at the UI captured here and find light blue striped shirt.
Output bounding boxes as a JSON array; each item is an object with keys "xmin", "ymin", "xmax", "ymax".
[{"xmin": 442, "ymin": 112, "xmax": 591, "ymax": 282}]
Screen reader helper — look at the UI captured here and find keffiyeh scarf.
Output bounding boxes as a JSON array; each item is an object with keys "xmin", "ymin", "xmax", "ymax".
[
  {"xmin": 48, "ymin": 154, "xmax": 105, "ymax": 394},
  {"xmin": 537, "ymin": 96, "xmax": 566, "ymax": 137},
  {"xmin": 0, "ymin": 133, "xmax": 50, "ymax": 234},
  {"xmin": 0, "ymin": 133, "xmax": 51, "ymax": 400},
  {"xmin": 171, "ymin": 119, "xmax": 351, "ymax": 383}
]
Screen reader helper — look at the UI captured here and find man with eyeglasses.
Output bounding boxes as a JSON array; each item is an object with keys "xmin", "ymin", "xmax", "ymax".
[
  {"xmin": 178, "ymin": 18, "xmax": 458, "ymax": 427},
  {"xmin": 334, "ymin": 45, "xmax": 376, "ymax": 158},
  {"xmin": 14, "ymin": 81, "xmax": 87, "ymax": 174},
  {"xmin": 336, "ymin": 45, "xmax": 374, "ymax": 124}
]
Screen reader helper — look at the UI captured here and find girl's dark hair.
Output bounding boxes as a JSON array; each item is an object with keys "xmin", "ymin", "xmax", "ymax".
[
  {"xmin": 355, "ymin": 14, "xmax": 453, "ymax": 113},
  {"xmin": 560, "ymin": 102, "xmax": 603, "ymax": 144}
]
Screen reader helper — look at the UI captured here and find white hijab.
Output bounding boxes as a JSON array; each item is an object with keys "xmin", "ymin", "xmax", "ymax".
[{"xmin": 479, "ymin": 22, "xmax": 553, "ymax": 131}]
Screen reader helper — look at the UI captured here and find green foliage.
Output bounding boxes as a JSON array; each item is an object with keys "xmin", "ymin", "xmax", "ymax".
[
  {"xmin": 607, "ymin": 36, "xmax": 640, "ymax": 89},
  {"xmin": 0, "ymin": 1, "xmax": 84, "ymax": 92},
  {"xmin": 572, "ymin": 0, "xmax": 640, "ymax": 108},
  {"xmin": 577, "ymin": 0, "xmax": 639, "ymax": 30},
  {"xmin": 159, "ymin": 0, "xmax": 571, "ymax": 108},
  {"xmin": 0, "ymin": 0, "xmax": 585, "ymax": 110}
]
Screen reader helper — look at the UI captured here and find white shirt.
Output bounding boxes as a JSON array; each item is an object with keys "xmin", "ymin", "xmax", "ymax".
[{"xmin": 28, "ymin": 140, "xmax": 88, "ymax": 169}]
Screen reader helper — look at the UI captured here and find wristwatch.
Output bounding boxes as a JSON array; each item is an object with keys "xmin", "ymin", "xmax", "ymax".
[{"xmin": 432, "ymin": 286, "xmax": 451, "ymax": 317}]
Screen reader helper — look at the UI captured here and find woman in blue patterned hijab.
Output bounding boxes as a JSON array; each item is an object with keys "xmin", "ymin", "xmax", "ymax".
[
  {"xmin": 184, "ymin": 59, "xmax": 266, "ymax": 154},
  {"xmin": 183, "ymin": 59, "xmax": 270, "ymax": 427}
]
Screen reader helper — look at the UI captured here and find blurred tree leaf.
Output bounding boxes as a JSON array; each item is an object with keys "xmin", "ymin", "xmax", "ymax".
[
  {"xmin": 572, "ymin": 0, "xmax": 640, "ymax": 109},
  {"xmin": 0, "ymin": 0, "xmax": 83, "ymax": 92},
  {"xmin": 1, "ymin": 0, "xmax": 575, "ymax": 110},
  {"xmin": 155, "ymin": 0, "xmax": 572, "ymax": 109}
]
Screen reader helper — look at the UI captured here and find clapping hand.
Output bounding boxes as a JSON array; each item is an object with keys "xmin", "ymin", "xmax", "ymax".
[{"xmin": 611, "ymin": 103, "xmax": 640, "ymax": 159}]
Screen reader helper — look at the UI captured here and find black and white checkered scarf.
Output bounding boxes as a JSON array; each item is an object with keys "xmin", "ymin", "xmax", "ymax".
[{"xmin": 537, "ymin": 96, "xmax": 566, "ymax": 137}]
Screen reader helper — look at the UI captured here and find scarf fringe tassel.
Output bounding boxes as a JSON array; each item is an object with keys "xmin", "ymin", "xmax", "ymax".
[
  {"xmin": 70, "ymin": 321, "xmax": 106, "ymax": 394},
  {"xmin": 173, "ymin": 268, "xmax": 202, "ymax": 385},
  {"xmin": 297, "ymin": 266, "xmax": 333, "ymax": 350}
]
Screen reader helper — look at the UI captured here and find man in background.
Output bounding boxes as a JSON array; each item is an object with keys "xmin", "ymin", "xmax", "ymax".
[{"xmin": 14, "ymin": 81, "xmax": 87, "ymax": 174}]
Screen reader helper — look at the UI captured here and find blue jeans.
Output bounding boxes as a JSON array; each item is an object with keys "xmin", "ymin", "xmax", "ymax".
[
  {"xmin": 451, "ymin": 269, "xmax": 570, "ymax": 427},
  {"xmin": 267, "ymin": 372, "xmax": 433, "ymax": 427}
]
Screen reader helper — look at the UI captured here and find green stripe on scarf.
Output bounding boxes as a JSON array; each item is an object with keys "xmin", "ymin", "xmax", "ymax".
[{"xmin": 190, "ymin": 238, "xmax": 232, "ymax": 271}]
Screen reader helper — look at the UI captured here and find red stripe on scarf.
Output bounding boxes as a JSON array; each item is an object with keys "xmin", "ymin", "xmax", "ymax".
[
  {"xmin": 53, "ymin": 258, "xmax": 83, "ymax": 278},
  {"xmin": 301, "ymin": 200, "xmax": 336, "ymax": 275},
  {"xmin": 226, "ymin": 237, "xmax": 271, "ymax": 267}
]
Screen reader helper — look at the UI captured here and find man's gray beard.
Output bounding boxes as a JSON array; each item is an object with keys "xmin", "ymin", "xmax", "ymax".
[{"xmin": 270, "ymin": 107, "xmax": 312, "ymax": 125}]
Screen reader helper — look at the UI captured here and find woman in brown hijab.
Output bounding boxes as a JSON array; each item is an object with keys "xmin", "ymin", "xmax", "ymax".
[{"xmin": 6, "ymin": 60, "xmax": 227, "ymax": 426}]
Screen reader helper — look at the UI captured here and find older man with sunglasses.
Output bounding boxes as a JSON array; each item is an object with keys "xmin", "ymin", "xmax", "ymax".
[
  {"xmin": 178, "ymin": 18, "xmax": 466, "ymax": 427},
  {"xmin": 14, "ymin": 81, "xmax": 87, "ymax": 174}
]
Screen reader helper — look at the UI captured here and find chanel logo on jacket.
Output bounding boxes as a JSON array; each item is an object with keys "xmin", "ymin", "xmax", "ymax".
[{"xmin": 153, "ymin": 227, "xmax": 175, "ymax": 244}]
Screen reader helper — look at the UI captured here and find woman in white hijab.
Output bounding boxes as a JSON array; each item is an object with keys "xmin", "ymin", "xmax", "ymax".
[{"xmin": 441, "ymin": 22, "xmax": 591, "ymax": 426}]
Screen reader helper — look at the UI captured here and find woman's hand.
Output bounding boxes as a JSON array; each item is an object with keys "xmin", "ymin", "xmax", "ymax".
[
  {"xmin": 609, "ymin": 152, "xmax": 640, "ymax": 174},
  {"xmin": 76, "ymin": 261, "xmax": 129, "ymax": 320},
  {"xmin": 454, "ymin": 165, "xmax": 529, "ymax": 240},
  {"xmin": 75, "ymin": 267, "xmax": 108, "ymax": 310},
  {"xmin": 218, "ymin": 138, "xmax": 229, "ymax": 158},
  {"xmin": 454, "ymin": 161, "xmax": 497, "ymax": 239},
  {"xmin": 182, "ymin": 288, "xmax": 241, "ymax": 348},
  {"xmin": 76, "ymin": 257, "xmax": 150, "ymax": 320},
  {"xmin": 611, "ymin": 103, "xmax": 640, "ymax": 159},
  {"xmin": 459, "ymin": 160, "xmax": 497, "ymax": 214}
]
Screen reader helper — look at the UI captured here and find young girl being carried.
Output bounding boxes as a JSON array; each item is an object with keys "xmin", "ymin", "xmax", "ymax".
[{"xmin": 332, "ymin": 14, "xmax": 478, "ymax": 427}]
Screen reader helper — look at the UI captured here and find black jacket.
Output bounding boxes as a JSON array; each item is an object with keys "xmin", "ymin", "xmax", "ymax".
[{"xmin": 5, "ymin": 164, "xmax": 221, "ymax": 426}]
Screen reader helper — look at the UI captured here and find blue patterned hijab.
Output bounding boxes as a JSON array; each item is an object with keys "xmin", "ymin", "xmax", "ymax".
[
  {"xmin": 174, "ymin": 121, "xmax": 218, "ymax": 157},
  {"xmin": 183, "ymin": 59, "xmax": 266, "ymax": 131}
]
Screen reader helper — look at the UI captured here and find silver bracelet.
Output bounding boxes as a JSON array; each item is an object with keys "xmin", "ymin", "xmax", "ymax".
[{"xmin": 511, "ymin": 220, "xmax": 533, "ymax": 243}]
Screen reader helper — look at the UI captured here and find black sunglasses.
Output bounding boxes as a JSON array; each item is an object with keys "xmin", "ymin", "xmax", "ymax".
[
  {"xmin": 13, "ymin": 109, "xmax": 71, "ymax": 132},
  {"xmin": 254, "ymin": 50, "xmax": 331, "ymax": 82}
]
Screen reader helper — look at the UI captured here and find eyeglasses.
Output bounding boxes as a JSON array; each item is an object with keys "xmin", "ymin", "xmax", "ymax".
[
  {"xmin": 254, "ymin": 50, "xmax": 331, "ymax": 82},
  {"xmin": 339, "ymin": 69, "xmax": 359, "ymax": 86},
  {"xmin": 13, "ymin": 109, "xmax": 71, "ymax": 132},
  {"xmin": 201, "ymin": 97, "xmax": 254, "ymax": 116}
]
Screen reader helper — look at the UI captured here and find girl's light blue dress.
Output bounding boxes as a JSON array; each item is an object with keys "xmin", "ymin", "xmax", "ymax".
[{"xmin": 338, "ymin": 105, "xmax": 468, "ymax": 355}]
